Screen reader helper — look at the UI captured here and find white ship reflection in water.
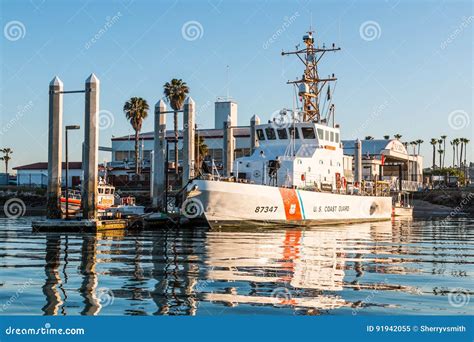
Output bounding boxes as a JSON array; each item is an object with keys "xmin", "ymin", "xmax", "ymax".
[{"xmin": 0, "ymin": 218, "xmax": 472, "ymax": 315}]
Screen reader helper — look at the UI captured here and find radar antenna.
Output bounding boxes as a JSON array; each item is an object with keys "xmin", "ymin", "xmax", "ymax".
[{"xmin": 281, "ymin": 30, "xmax": 340, "ymax": 123}]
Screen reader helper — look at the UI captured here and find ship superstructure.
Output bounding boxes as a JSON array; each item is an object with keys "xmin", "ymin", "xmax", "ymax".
[{"xmin": 184, "ymin": 29, "xmax": 392, "ymax": 227}]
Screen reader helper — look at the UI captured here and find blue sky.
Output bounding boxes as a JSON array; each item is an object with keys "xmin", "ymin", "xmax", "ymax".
[{"xmin": 1, "ymin": 0, "xmax": 472, "ymax": 169}]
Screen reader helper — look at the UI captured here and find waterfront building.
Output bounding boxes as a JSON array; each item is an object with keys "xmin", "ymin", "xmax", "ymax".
[{"xmin": 13, "ymin": 162, "xmax": 83, "ymax": 188}]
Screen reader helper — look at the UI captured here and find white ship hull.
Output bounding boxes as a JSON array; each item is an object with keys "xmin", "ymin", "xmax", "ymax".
[{"xmin": 185, "ymin": 180, "xmax": 392, "ymax": 228}]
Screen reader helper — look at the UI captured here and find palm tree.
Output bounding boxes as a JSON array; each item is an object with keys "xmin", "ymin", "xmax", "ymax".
[
  {"xmin": 394, "ymin": 134, "xmax": 402, "ymax": 140},
  {"xmin": 438, "ymin": 149, "xmax": 444, "ymax": 169},
  {"xmin": 0, "ymin": 148, "xmax": 13, "ymax": 174},
  {"xmin": 416, "ymin": 139, "xmax": 423, "ymax": 155},
  {"xmin": 195, "ymin": 134, "xmax": 208, "ymax": 173},
  {"xmin": 383, "ymin": 135, "xmax": 390, "ymax": 140},
  {"xmin": 463, "ymin": 138, "xmax": 470, "ymax": 166},
  {"xmin": 459, "ymin": 138, "xmax": 465, "ymax": 167},
  {"xmin": 123, "ymin": 97, "xmax": 149, "ymax": 175},
  {"xmin": 437, "ymin": 139, "xmax": 443, "ymax": 168},
  {"xmin": 410, "ymin": 141, "xmax": 417, "ymax": 155},
  {"xmin": 163, "ymin": 79, "xmax": 190, "ymax": 175},
  {"xmin": 440, "ymin": 135, "xmax": 447, "ymax": 168},
  {"xmin": 365, "ymin": 135, "xmax": 374, "ymax": 140},
  {"xmin": 453, "ymin": 138, "xmax": 460, "ymax": 167},
  {"xmin": 430, "ymin": 138, "xmax": 438, "ymax": 168},
  {"xmin": 450, "ymin": 140, "xmax": 456, "ymax": 167}
]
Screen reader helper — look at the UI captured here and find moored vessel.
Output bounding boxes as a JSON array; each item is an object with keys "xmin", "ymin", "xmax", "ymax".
[{"xmin": 182, "ymin": 29, "xmax": 393, "ymax": 228}]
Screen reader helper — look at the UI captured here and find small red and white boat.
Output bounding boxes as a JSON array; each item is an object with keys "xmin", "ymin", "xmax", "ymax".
[{"xmin": 61, "ymin": 181, "xmax": 144, "ymax": 217}]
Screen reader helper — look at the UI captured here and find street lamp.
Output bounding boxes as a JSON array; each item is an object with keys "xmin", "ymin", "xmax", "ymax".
[{"xmin": 65, "ymin": 125, "xmax": 80, "ymax": 219}]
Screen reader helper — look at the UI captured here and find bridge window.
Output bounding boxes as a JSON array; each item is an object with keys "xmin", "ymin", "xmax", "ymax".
[
  {"xmin": 330, "ymin": 131, "xmax": 334, "ymax": 142},
  {"xmin": 277, "ymin": 128, "xmax": 288, "ymax": 139},
  {"xmin": 325, "ymin": 130, "xmax": 329, "ymax": 141},
  {"xmin": 265, "ymin": 127, "xmax": 277, "ymax": 140},
  {"xmin": 256, "ymin": 129, "xmax": 265, "ymax": 140},
  {"xmin": 301, "ymin": 127, "xmax": 316, "ymax": 139},
  {"xmin": 288, "ymin": 127, "xmax": 299, "ymax": 139},
  {"xmin": 335, "ymin": 132, "xmax": 340, "ymax": 143},
  {"xmin": 317, "ymin": 128, "xmax": 324, "ymax": 140}
]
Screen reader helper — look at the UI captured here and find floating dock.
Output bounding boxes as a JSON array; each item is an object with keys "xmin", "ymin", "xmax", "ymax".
[{"xmin": 32, "ymin": 219, "xmax": 129, "ymax": 233}]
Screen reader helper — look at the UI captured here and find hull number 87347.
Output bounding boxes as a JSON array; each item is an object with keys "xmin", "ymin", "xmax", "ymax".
[{"xmin": 255, "ymin": 206, "xmax": 278, "ymax": 213}]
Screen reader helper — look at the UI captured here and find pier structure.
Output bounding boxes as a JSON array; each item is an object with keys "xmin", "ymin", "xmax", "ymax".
[
  {"xmin": 82, "ymin": 74, "xmax": 100, "ymax": 220},
  {"xmin": 250, "ymin": 114, "xmax": 260, "ymax": 154},
  {"xmin": 152, "ymin": 99, "xmax": 167, "ymax": 209},
  {"xmin": 47, "ymin": 77, "xmax": 64, "ymax": 219},
  {"xmin": 182, "ymin": 97, "xmax": 196, "ymax": 187},
  {"xmin": 354, "ymin": 138, "xmax": 362, "ymax": 186},
  {"xmin": 223, "ymin": 116, "xmax": 235, "ymax": 177},
  {"xmin": 45, "ymin": 73, "xmax": 100, "ymax": 221}
]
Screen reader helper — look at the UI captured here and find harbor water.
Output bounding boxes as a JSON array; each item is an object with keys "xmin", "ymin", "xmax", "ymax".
[{"xmin": 0, "ymin": 217, "xmax": 472, "ymax": 315}]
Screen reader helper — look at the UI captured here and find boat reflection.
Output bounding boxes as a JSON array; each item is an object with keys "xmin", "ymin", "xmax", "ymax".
[
  {"xmin": 202, "ymin": 220, "xmax": 413, "ymax": 312},
  {"xmin": 36, "ymin": 219, "xmax": 424, "ymax": 315}
]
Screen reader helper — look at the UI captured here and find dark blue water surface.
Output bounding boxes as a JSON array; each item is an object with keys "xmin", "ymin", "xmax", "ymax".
[{"xmin": 0, "ymin": 217, "xmax": 472, "ymax": 315}]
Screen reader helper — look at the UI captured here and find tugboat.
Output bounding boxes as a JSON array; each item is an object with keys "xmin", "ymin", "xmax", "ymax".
[
  {"xmin": 61, "ymin": 180, "xmax": 144, "ymax": 218},
  {"xmin": 183, "ymin": 29, "xmax": 392, "ymax": 228}
]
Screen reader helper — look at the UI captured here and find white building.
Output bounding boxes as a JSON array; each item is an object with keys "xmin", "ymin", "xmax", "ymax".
[
  {"xmin": 342, "ymin": 139, "xmax": 424, "ymax": 190},
  {"xmin": 214, "ymin": 98, "xmax": 238, "ymax": 129},
  {"xmin": 13, "ymin": 162, "xmax": 83, "ymax": 188}
]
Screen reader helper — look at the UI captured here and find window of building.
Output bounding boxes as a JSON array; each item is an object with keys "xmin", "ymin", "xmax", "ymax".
[
  {"xmin": 143, "ymin": 150, "xmax": 151, "ymax": 161},
  {"xmin": 256, "ymin": 129, "xmax": 265, "ymax": 140},
  {"xmin": 301, "ymin": 127, "xmax": 316, "ymax": 139},
  {"xmin": 330, "ymin": 131, "xmax": 334, "ymax": 142},
  {"xmin": 115, "ymin": 151, "xmax": 129, "ymax": 161},
  {"xmin": 235, "ymin": 148, "xmax": 251, "ymax": 158},
  {"xmin": 317, "ymin": 128, "xmax": 324, "ymax": 140},
  {"xmin": 277, "ymin": 128, "xmax": 288, "ymax": 139},
  {"xmin": 288, "ymin": 127, "xmax": 299, "ymax": 139},
  {"xmin": 325, "ymin": 130, "xmax": 329, "ymax": 141},
  {"xmin": 265, "ymin": 127, "xmax": 277, "ymax": 140},
  {"xmin": 207, "ymin": 148, "xmax": 223, "ymax": 163}
]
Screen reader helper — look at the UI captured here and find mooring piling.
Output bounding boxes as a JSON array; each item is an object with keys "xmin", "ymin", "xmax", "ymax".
[
  {"xmin": 82, "ymin": 73, "xmax": 100, "ymax": 220},
  {"xmin": 153, "ymin": 99, "xmax": 167, "ymax": 210},
  {"xmin": 47, "ymin": 76, "xmax": 64, "ymax": 219}
]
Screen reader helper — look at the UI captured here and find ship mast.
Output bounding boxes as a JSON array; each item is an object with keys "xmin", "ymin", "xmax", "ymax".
[{"xmin": 282, "ymin": 30, "xmax": 340, "ymax": 123}]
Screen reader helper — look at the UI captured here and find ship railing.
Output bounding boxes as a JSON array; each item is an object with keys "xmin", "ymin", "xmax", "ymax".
[{"xmin": 392, "ymin": 180, "xmax": 423, "ymax": 192}]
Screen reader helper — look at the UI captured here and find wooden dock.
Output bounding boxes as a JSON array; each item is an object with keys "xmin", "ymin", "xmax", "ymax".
[{"xmin": 32, "ymin": 219, "xmax": 129, "ymax": 233}]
